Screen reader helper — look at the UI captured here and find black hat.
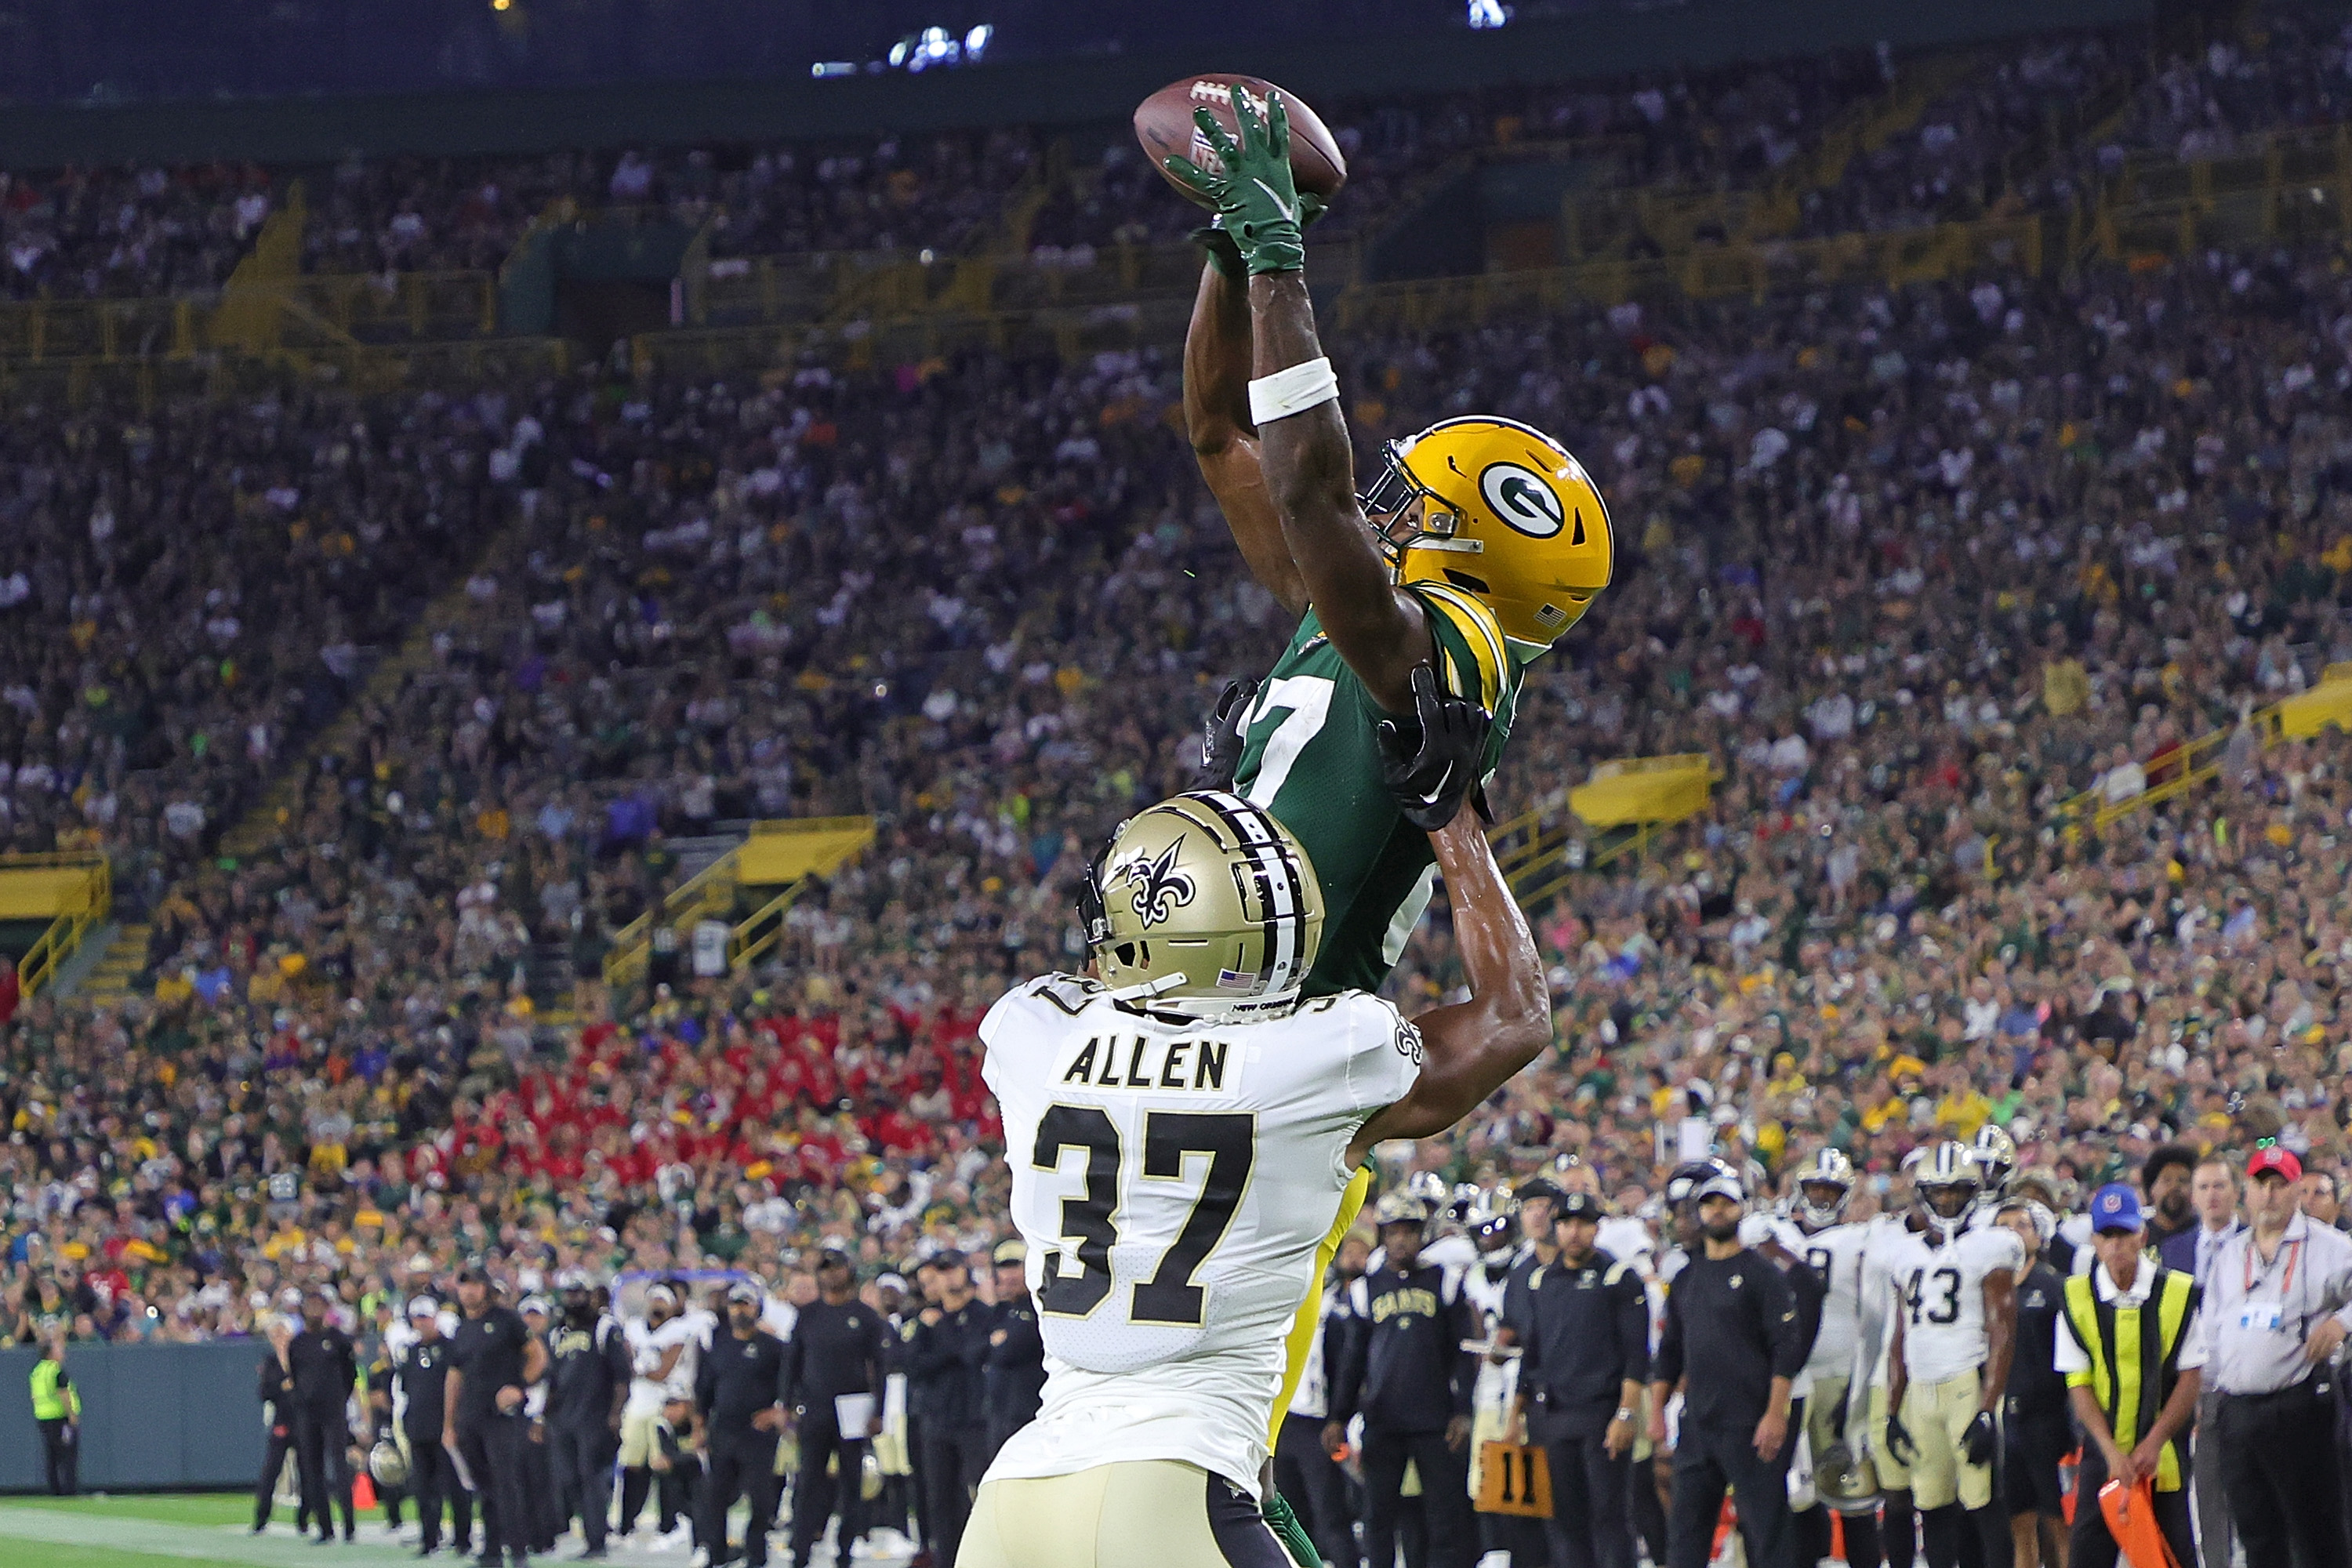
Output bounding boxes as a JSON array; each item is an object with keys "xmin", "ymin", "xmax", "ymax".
[
  {"xmin": 456, "ymin": 1261, "xmax": 489, "ymax": 1284},
  {"xmin": 1515, "ymin": 1178, "xmax": 1566, "ymax": 1207},
  {"xmin": 1556, "ymin": 1192, "xmax": 1604, "ymax": 1222}
]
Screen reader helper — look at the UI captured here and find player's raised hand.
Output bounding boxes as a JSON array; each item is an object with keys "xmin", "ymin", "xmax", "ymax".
[
  {"xmin": 1196, "ymin": 677, "xmax": 1258, "ymax": 789},
  {"xmin": 1377, "ymin": 663, "xmax": 1492, "ymax": 832},
  {"xmin": 1164, "ymin": 90, "xmax": 1308, "ymax": 275}
]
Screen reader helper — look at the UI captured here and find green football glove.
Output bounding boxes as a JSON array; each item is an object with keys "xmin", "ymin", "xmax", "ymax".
[
  {"xmin": 1260, "ymin": 1486, "xmax": 1322, "ymax": 1568},
  {"xmin": 1189, "ymin": 195, "xmax": 1327, "ymax": 281},
  {"xmin": 1166, "ymin": 90, "xmax": 1310, "ymax": 276}
]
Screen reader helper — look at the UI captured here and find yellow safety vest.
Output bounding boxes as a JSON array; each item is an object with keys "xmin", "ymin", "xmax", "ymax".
[
  {"xmin": 2062, "ymin": 1268, "xmax": 2198, "ymax": 1491},
  {"xmin": 29, "ymin": 1359, "xmax": 75, "ymax": 1421}
]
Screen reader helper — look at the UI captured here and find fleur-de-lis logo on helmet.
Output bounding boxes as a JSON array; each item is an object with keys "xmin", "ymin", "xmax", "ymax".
[{"xmin": 1117, "ymin": 840, "xmax": 1196, "ymax": 927}]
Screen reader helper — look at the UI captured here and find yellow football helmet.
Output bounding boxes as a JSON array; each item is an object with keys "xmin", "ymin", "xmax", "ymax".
[
  {"xmin": 1359, "ymin": 415, "xmax": 1614, "ymax": 654},
  {"xmin": 1078, "ymin": 790, "xmax": 1323, "ymax": 1019}
]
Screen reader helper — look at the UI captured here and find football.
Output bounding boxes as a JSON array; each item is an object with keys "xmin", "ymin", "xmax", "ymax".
[{"xmin": 1134, "ymin": 74, "xmax": 1348, "ymax": 210}]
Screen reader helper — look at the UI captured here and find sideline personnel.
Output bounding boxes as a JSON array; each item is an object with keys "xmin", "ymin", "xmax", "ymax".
[
  {"xmin": 1334, "ymin": 1188, "xmax": 1484, "ymax": 1568},
  {"xmin": 696, "ymin": 1281, "xmax": 790, "ymax": 1568},
  {"xmin": 394, "ymin": 1297, "xmax": 472, "ymax": 1559},
  {"xmin": 2055, "ymin": 1185, "xmax": 2203, "ymax": 1568},
  {"xmin": 546, "ymin": 1274, "xmax": 630, "ymax": 1559},
  {"xmin": 30, "ymin": 1332, "xmax": 78, "ymax": 1496},
  {"xmin": 288, "ymin": 1287, "xmax": 360, "ymax": 1544},
  {"xmin": 1511, "ymin": 1191, "xmax": 1649, "ymax": 1568},
  {"xmin": 2199, "ymin": 1146, "xmax": 2352, "ymax": 1568},
  {"xmin": 907, "ymin": 1250, "xmax": 992, "ymax": 1568},
  {"xmin": 446, "ymin": 1265, "xmax": 547, "ymax": 1568},
  {"xmin": 785, "ymin": 1246, "xmax": 884, "ymax": 1568},
  {"xmin": 254, "ymin": 1318, "xmax": 303, "ymax": 1534},
  {"xmin": 1649, "ymin": 1173, "xmax": 1806, "ymax": 1568}
]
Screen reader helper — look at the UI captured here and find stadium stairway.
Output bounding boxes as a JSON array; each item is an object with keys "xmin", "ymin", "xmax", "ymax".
[{"xmin": 71, "ymin": 923, "xmax": 151, "ymax": 1006}]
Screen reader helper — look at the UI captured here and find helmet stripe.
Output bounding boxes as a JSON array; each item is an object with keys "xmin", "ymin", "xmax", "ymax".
[{"xmin": 1189, "ymin": 789, "xmax": 1306, "ymax": 997}]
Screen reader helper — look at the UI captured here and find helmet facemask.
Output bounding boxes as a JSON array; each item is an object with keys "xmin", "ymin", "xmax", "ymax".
[
  {"xmin": 1798, "ymin": 1179, "xmax": 1850, "ymax": 1231},
  {"xmin": 1361, "ymin": 443, "xmax": 1476, "ymax": 572}
]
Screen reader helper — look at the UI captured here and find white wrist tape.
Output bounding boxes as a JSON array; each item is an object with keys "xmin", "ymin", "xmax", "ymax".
[{"xmin": 1247, "ymin": 356, "xmax": 1339, "ymax": 426}]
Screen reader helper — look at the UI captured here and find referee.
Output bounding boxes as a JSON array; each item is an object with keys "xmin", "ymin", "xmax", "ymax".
[
  {"xmin": 2200, "ymin": 1146, "xmax": 2352, "ymax": 1568},
  {"xmin": 1648, "ymin": 1172, "xmax": 1806, "ymax": 1568}
]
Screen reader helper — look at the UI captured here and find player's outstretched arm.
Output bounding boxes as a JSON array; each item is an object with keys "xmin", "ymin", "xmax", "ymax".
[
  {"xmin": 1345, "ymin": 810, "xmax": 1548, "ymax": 1164},
  {"xmin": 1167, "ymin": 93, "xmax": 1423, "ymax": 715},
  {"xmin": 1184, "ymin": 252, "xmax": 1307, "ymax": 617}
]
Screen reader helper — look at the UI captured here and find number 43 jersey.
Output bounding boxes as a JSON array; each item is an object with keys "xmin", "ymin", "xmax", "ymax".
[
  {"xmin": 980, "ymin": 974, "xmax": 1422, "ymax": 1492},
  {"xmin": 1869, "ymin": 1223, "xmax": 2025, "ymax": 1385},
  {"xmin": 1234, "ymin": 584, "xmax": 1521, "ymax": 1000}
]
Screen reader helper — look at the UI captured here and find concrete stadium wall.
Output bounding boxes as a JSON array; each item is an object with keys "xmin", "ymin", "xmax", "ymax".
[
  {"xmin": 0, "ymin": 1341, "xmax": 268, "ymax": 1494},
  {"xmin": 0, "ymin": 0, "xmax": 2151, "ymax": 169}
]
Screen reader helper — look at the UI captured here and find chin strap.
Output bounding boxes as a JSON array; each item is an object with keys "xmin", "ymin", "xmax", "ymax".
[{"xmin": 1104, "ymin": 974, "xmax": 1186, "ymax": 1006}]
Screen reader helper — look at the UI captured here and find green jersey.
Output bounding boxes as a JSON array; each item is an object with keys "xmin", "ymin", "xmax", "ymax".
[{"xmin": 1233, "ymin": 581, "xmax": 1521, "ymax": 997}]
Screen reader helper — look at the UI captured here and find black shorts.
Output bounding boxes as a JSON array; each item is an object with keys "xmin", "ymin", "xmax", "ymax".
[{"xmin": 2003, "ymin": 1409, "xmax": 2071, "ymax": 1517}]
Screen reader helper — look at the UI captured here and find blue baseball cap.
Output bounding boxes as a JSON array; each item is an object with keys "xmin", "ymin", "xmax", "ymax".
[{"xmin": 2089, "ymin": 1183, "xmax": 2143, "ymax": 1234}]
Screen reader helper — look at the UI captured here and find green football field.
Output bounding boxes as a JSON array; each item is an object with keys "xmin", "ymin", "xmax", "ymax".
[
  {"xmin": 0, "ymin": 1493, "xmax": 428, "ymax": 1568},
  {"xmin": 0, "ymin": 1488, "xmax": 891, "ymax": 1567}
]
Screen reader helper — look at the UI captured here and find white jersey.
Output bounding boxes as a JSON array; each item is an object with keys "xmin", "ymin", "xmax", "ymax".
[
  {"xmin": 1596, "ymin": 1216, "xmax": 1655, "ymax": 1269},
  {"xmin": 625, "ymin": 1315, "xmax": 696, "ymax": 1417},
  {"xmin": 1786, "ymin": 1219, "xmax": 1873, "ymax": 1382},
  {"xmin": 1872, "ymin": 1223, "xmax": 2024, "ymax": 1385},
  {"xmin": 1288, "ymin": 1284, "xmax": 1341, "ymax": 1422},
  {"xmin": 673, "ymin": 1308, "xmax": 717, "ymax": 1399},
  {"xmin": 979, "ymin": 974, "xmax": 1421, "ymax": 1496}
]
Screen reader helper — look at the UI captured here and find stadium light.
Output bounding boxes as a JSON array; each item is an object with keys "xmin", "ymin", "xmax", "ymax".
[
  {"xmin": 965, "ymin": 24, "xmax": 993, "ymax": 59},
  {"xmin": 1468, "ymin": 0, "xmax": 1508, "ymax": 27},
  {"xmin": 811, "ymin": 61, "xmax": 855, "ymax": 78}
]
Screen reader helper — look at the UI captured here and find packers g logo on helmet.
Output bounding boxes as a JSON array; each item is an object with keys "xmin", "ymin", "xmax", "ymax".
[
  {"xmin": 1078, "ymin": 791, "xmax": 1323, "ymax": 1020},
  {"xmin": 1479, "ymin": 462, "xmax": 1566, "ymax": 538},
  {"xmin": 1360, "ymin": 416, "xmax": 1614, "ymax": 655}
]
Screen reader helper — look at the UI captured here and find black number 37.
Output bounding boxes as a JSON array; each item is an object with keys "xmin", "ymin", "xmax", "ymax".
[{"xmin": 1030, "ymin": 1106, "xmax": 1255, "ymax": 1327}]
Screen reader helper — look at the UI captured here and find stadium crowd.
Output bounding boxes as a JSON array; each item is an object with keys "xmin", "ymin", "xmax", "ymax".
[{"xmin": 9, "ymin": 221, "xmax": 2352, "ymax": 1329}]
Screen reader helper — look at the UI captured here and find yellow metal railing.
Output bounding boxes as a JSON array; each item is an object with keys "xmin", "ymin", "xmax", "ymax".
[
  {"xmin": 729, "ymin": 883, "xmax": 805, "ymax": 974},
  {"xmin": 9, "ymin": 853, "xmax": 111, "ymax": 1000},
  {"xmin": 2055, "ymin": 672, "xmax": 2352, "ymax": 832},
  {"xmin": 601, "ymin": 816, "xmax": 876, "ymax": 989},
  {"xmin": 1485, "ymin": 756, "xmax": 1722, "ymax": 909},
  {"xmin": 603, "ymin": 855, "xmax": 742, "ymax": 989}
]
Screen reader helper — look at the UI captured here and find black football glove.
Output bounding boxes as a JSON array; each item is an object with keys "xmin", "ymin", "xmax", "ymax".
[
  {"xmin": 1189, "ymin": 195, "xmax": 1328, "ymax": 281},
  {"xmin": 1197, "ymin": 677, "xmax": 1258, "ymax": 790},
  {"xmin": 1376, "ymin": 664, "xmax": 1492, "ymax": 832},
  {"xmin": 1884, "ymin": 1408, "xmax": 1918, "ymax": 1465},
  {"xmin": 1962, "ymin": 1409, "xmax": 1998, "ymax": 1466}
]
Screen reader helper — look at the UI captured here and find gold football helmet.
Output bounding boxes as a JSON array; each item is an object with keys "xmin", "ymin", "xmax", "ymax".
[
  {"xmin": 1372, "ymin": 1187, "xmax": 1436, "ymax": 1231},
  {"xmin": 1359, "ymin": 415, "xmax": 1614, "ymax": 655},
  {"xmin": 1078, "ymin": 790, "xmax": 1323, "ymax": 1019}
]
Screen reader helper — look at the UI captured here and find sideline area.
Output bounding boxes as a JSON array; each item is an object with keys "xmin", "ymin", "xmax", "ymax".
[{"xmin": 0, "ymin": 1494, "xmax": 906, "ymax": 1568}]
